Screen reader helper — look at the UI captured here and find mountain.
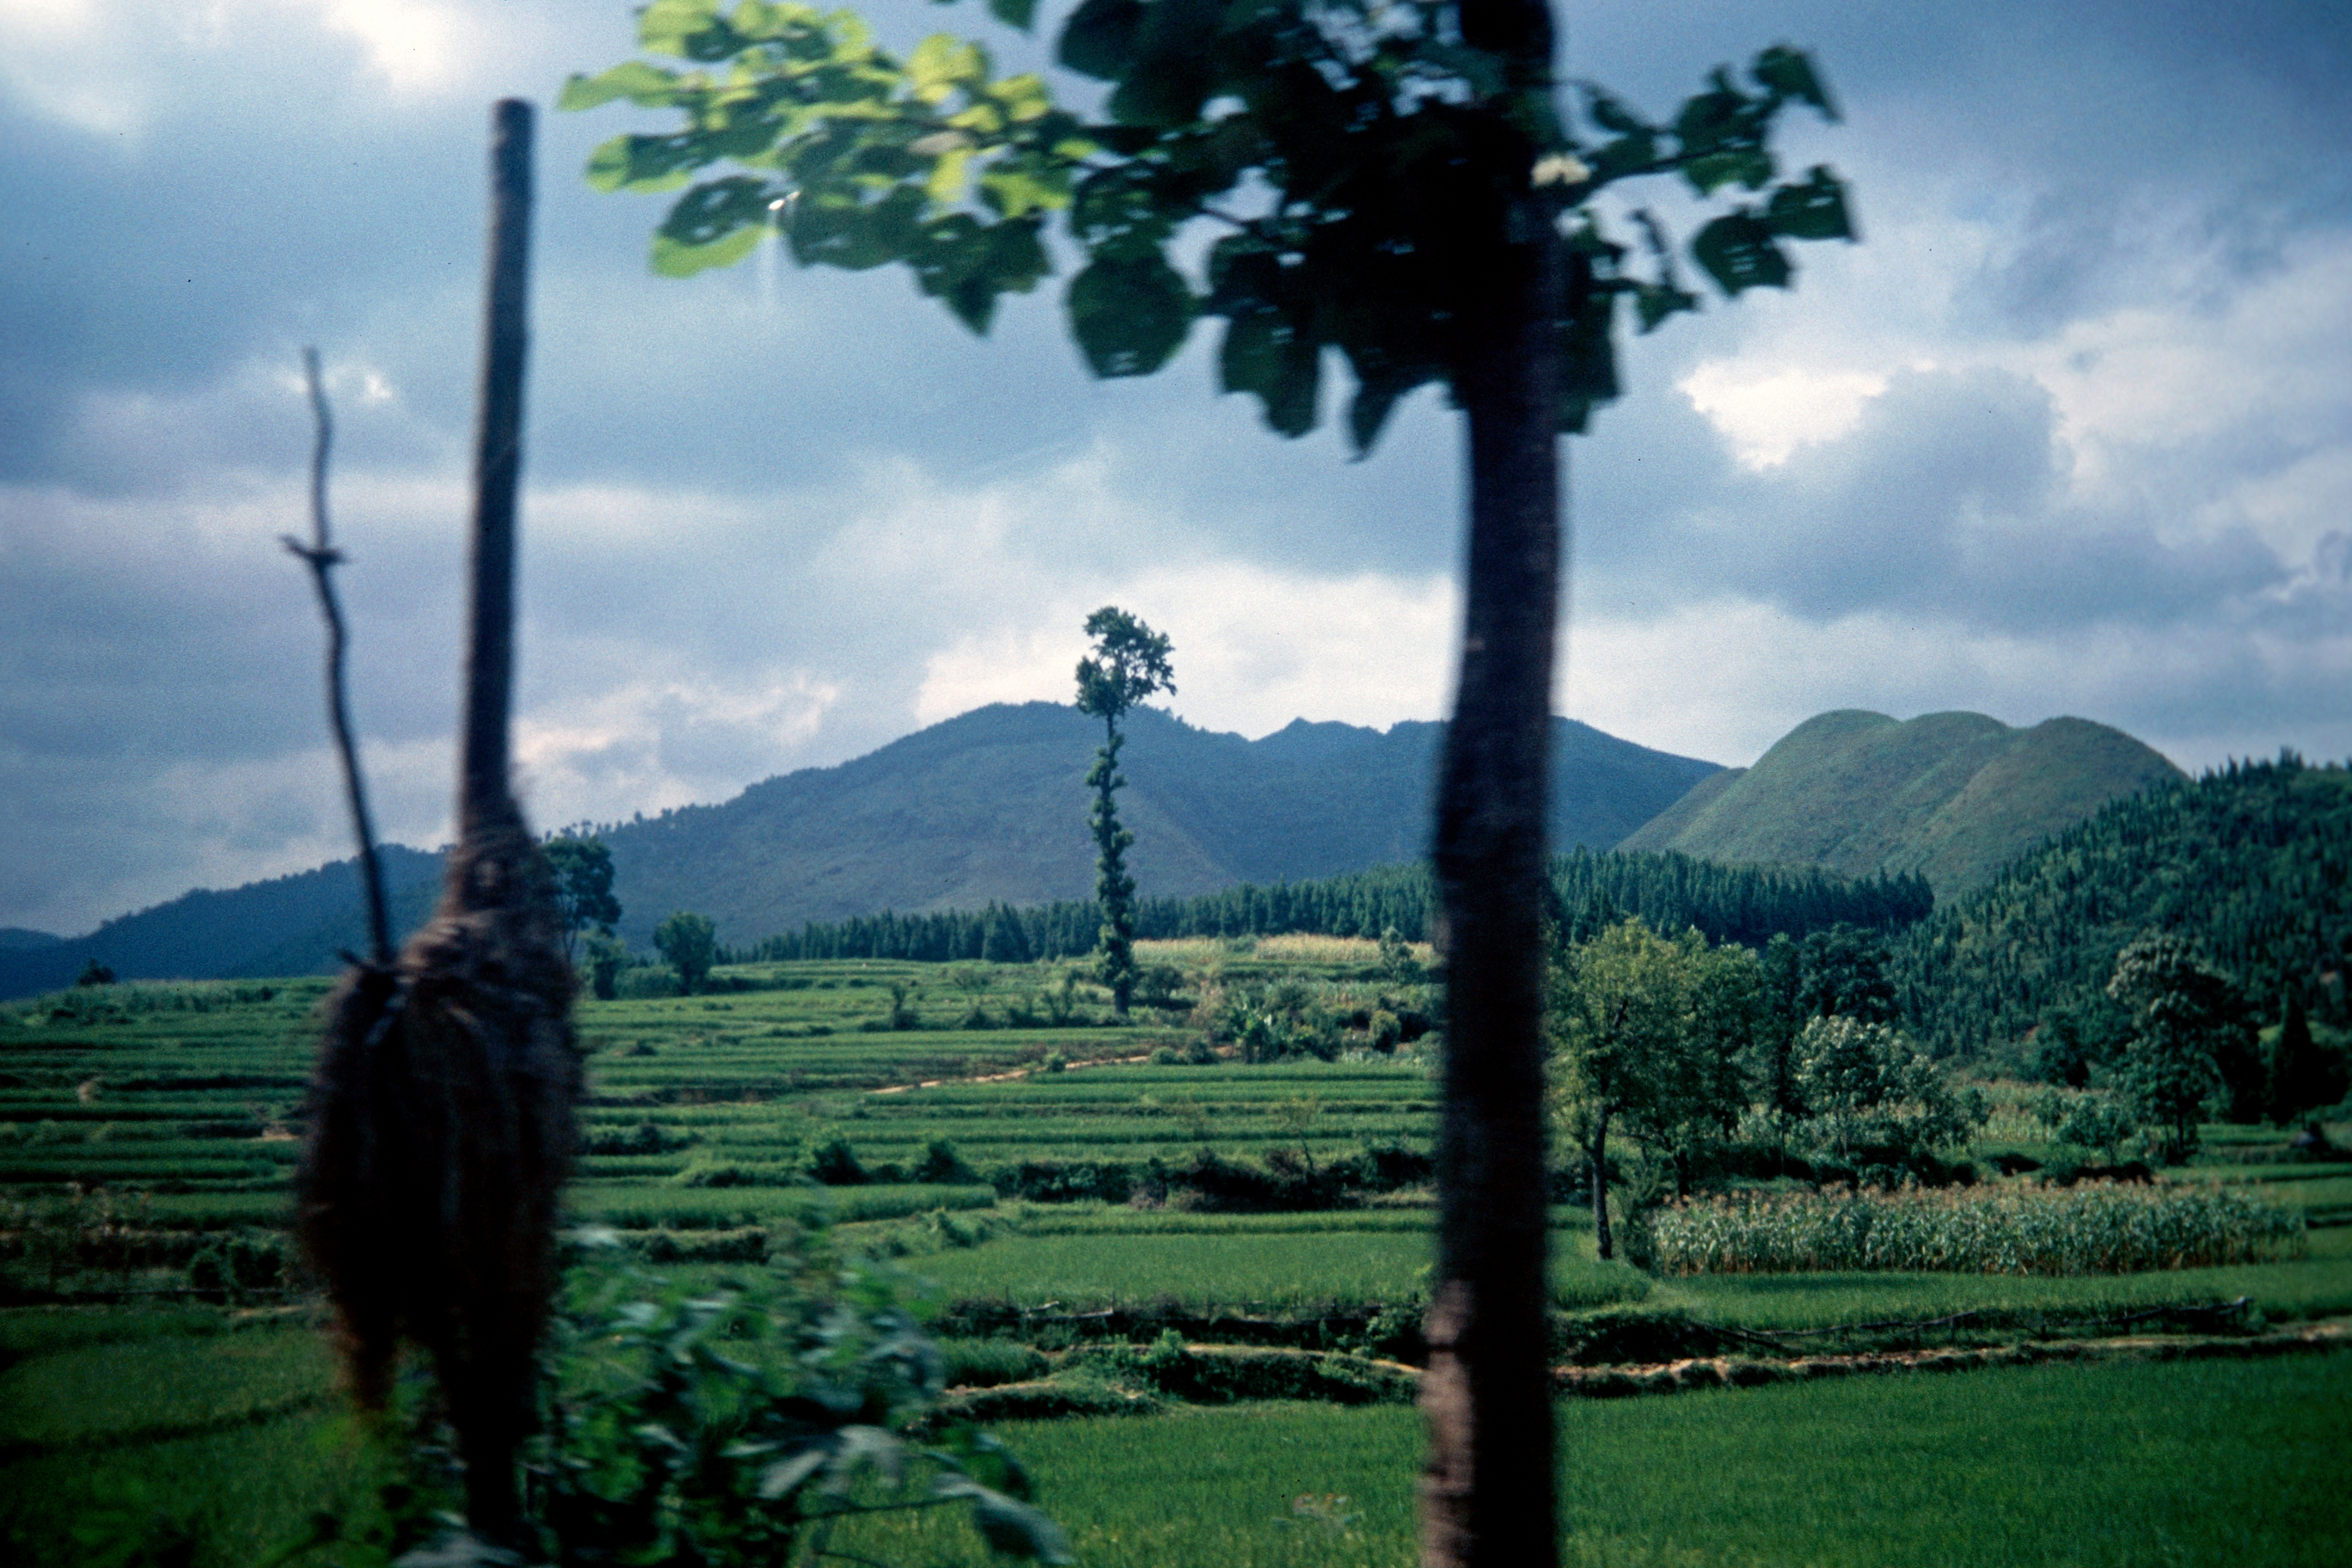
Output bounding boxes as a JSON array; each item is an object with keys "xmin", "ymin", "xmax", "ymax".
[
  {"xmin": 596, "ymin": 702, "xmax": 1720, "ymax": 947},
  {"xmin": 1894, "ymin": 755, "xmax": 2352, "ymax": 1058},
  {"xmin": 0, "ymin": 929, "xmax": 64, "ymax": 952},
  {"xmin": 0, "ymin": 705, "xmax": 1719, "ymax": 997},
  {"xmin": 0, "ymin": 846, "xmax": 445, "ymax": 1001},
  {"xmin": 1617, "ymin": 710, "xmax": 2184, "ymax": 897}
]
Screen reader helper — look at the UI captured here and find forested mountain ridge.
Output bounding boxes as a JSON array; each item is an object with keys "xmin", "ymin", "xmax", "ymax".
[
  {"xmin": 1619, "ymin": 709, "xmax": 2184, "ymax": 897},
  {"xmin": 1893, "ymin": 756, "xmax": 2352, "ymax": 1058},
  {"xmin": 0, "ymin": 847, "xmax": 445, "ymax": 1000},
  {"xmin": 0, "ymin": 705, "xmax": 1718, "ymax": 995},
  {"xmin": 591, "ymin": 702, "xmax": 1719, "ymax": 948},
  {"xmin": 752, "ymin": 849, "xmax": 1936, "ymax": 963}
]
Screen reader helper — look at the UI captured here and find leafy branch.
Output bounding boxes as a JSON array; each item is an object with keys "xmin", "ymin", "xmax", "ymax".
[{"xmin": 561, "ymin": 0, "xmax": 1854, "ymax": 450}]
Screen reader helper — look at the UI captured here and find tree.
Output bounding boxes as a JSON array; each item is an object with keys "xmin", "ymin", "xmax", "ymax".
[
  {"xmin": 1546, "ymin": 918, "xmax": 1684, "ymax": 1260},
  {"xmin": 2268, "ymin": 983, "xmax": 2349, "ymax": 1126},
  {"xmin": 75, "ymin": 959, "xmax": 115, "ymax": 988},
  {"xmin": 1633, "ymin": 938, "xmax": 1761, "ymax": 1201},
  {"xmin": 1786, "ymin": 1015, "xmax": 1979, "ymax": 1170},
  {"xmin": 2105, "ymin": 933, "xmax": 2247, "ymax": 1161},
  {"xmin": 565, "ymin": 6, "xmax": 1852, "ymax": 1559},
  {"xmin": 654, "ymin": 910, "xmax": 720, "ymax": 995},
  {"xmin": 1795, "ymin": 922, "xmax": 1898, "ymax": 1026},
  {"xmin": 542, "ymin": 833, "xmax": 622, "ymax": 965},
  {"xmin": 1074, "ymin": 606, "xmax": 1174, "ymax": 1015}
]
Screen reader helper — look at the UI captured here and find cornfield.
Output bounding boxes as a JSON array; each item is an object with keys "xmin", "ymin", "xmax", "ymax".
[{"xmin": 1650, "ymin": 1182, "xmax": 2306, "ymax": 1276}]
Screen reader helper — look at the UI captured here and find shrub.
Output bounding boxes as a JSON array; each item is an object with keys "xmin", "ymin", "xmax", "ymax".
[
  {"xmin": 322, "ymin": 1237, "xmax": 1070, "ymax": 1566},
  {"xmin": 915, "ymin": 1140, "xmax": 982, "ymax": 1185},
  {"xmin": 809, "ymin": 1136, "xmax": 868, "ymax": 1186}
]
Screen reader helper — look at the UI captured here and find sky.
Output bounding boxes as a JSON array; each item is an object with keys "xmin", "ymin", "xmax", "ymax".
[{"xmin": 2, "ymin": 0, "xmax": 2347, "ymax": 938}]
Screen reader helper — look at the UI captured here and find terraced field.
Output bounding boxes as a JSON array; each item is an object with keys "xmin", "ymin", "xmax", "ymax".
[{"xmin": 4, "ymin": 943, "xmax": 2349, "ymax": 1566}]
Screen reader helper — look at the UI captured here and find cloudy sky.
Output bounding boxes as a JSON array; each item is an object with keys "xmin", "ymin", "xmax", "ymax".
[{"xmin": 3, "ymin": 0, "xmax": 2347, "ymax": 938}]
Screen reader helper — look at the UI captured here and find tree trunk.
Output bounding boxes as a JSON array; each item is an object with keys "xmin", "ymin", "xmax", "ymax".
[
  {"xmin": 1419, "ymin": 3, "xmax": 1564, "ymax": 1551},
  {"xmin": 1589, "ymin": 1113, "xmax": 1612, "ymax": 1262}
]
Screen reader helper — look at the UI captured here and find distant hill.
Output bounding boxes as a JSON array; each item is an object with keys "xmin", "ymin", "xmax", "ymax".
[
  {"xmin": 0, "ymin": 846, "xmax": 444, "ymax": 1001},
  {"xmin": 0, "ymin": 929, "xmax": 63, "ymax": 952},
  {"xmin": 1895, "ymin": 755, "xmax": 2352, "ymax": 1057},
  {"xmin": 0, "ymin": 705, "xmax": 1719, "ymax": 997},
  {"xmin": 1618, "ymin": 709, "xmax": 2184, "ymax": 897},
  {"xmin": 596, "ymin": 703, "xmax": 1719, "ymax": 947}
]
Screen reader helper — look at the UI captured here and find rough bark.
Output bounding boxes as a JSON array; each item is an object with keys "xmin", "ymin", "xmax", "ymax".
[{"xmin": 1419, "ymin": 0, "xmax": 1564, "ymax": 1547}]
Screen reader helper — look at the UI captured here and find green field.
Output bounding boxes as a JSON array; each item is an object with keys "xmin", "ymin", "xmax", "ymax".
[{"xmin": 4, "ymin": 952, "xmax": 2349, "ymax": 1565}]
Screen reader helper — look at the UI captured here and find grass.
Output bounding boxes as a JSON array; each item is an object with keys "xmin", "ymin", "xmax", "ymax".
[{"xmin": 833, "ymin": 1354, "xmax": 2352, "ymax": 1568}]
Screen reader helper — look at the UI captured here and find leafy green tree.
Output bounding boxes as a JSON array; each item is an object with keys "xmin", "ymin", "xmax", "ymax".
[
  {"xmin": 584, "ymin": 932, "xmax": 628, "ymax": 1001},
  {"xmin": 1632, "ymin": 938, "xmax": 1761, "ymax": 1200},
  {"xmin": 543, "ymin": 834, "xmax": 623, "ymax": 965},
  {"xmin": 2267, "ymin": 984, "xmax": 2349, "ymax": 1126},
  {"xmin": 653, "ymin": 910, "xmax": 720, "ymax": 995},
  {"xmin": 2105, "ymin": 933, "xmax": 2248, "ymax": 1162},
  {"xmin": 1546, "ymin": 918, "xmax": 1684, "ymax": 1260},
  {"xmin": 1796, "ymin": 922, "xmax": 1898, "ymax": 1025},
  {"xmin": 1074, "ymin": 606, "xmax": 1175, "ymax": 1015},
  {"xmin": 75, "ymin": 959, "xmax": 115, "ymax": 988},
  {"xmin": 1787, "ymin": 1015, "xmax": 1980, "ymax": 1170},
  {"xmin": 566, "ymin": 5, "xmax": 1852, "ymax": 1557}
]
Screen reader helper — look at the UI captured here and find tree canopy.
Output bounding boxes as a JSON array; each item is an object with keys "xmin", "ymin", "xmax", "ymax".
[{"xmin": 561, "ymin": 0, "xmax": 1852, "ymax": 450}]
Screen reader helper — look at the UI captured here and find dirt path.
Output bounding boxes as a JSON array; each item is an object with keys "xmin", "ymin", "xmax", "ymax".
[
  {"xmin": 872, "ymin": 1049, "xmax": 1163, "ymax": 1094},
  {"xmin": 1551, "ymin": 1315, "xmax": 2352, "ymax": 1400}
]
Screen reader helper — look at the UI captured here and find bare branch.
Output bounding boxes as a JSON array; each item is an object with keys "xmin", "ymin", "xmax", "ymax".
[{"xmin": 283, "ymin": 346, "xmax": 394, "ymax": 965}]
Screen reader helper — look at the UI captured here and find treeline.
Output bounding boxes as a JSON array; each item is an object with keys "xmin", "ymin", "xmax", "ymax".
[
  {"xmin": 1895, "ymin": 754, "xmax": 2352, "ymax": 1057},
  {"xmin": 740, "ymin": 851, "xmax": 1932, "ymax": 965}
]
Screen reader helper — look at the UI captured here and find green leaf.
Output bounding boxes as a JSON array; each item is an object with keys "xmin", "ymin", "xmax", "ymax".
[
  {"xmin": 657, "ymin": 175, "xmax": 773, "ymax": 248},
  {"xmin": 1345, "ymin": 371, "xmax": 1415, "ymax": 457},
  {"xmin": 1632, "ymin": 279, "xmax": 1700, "ymax": 333},
  {"xmin": 1764, "ymin": 165, "xmax": 1855, "ymax": 241},
  {"xmin": 1673, "ymin": 77, "xmax": 1751, "ymax": 156},
  {"xmin": 585, "ymin": 133, "xmax": 703, "ymax": 194},
  {"xmin": 1217, "ymin": 310, "xmax": 1320, "ymax": 438},
  {"xmin": 1690, "ymin": 211, "xmax": 1791, "ymax": 295},
  {"xmin": 988, "ymin": 0, "xmax": 1038, "ymax": 29},
  {"xmin": 1582, "ymin": 86, "xmax": 1650, "ymax": 137},
  {"xmin": 1107, "ymin": 0, "xmax": 1221, "ymax": 128},
  {"xmin": 1588, "ymin": 132, "xmax": 1657, "ymax": 185},
  {"xmin": 1067, "ymin": 254, "xmax": 1192, "ymax": 377},
  {"xmin": 558, "ymin": 62, "xmax": 681, "ymax": 113},
  {"xmin": 639, "ymin": 0, "xmax": 736, "ymax": 60},
  {"xmin": 909, "ymin": 34, "xmax": 988, "ymax": 104},
  {"xmin": 1753, "ymin": 45, "xmax": 1839, "ymax": 120},
  {"xmin": 1057, "ymin": 0, "xmax": 1146, "ymax": 81},
  {"xmin": 1681, "ymin": 147, "xmax": 1773, "ymax": 196}
]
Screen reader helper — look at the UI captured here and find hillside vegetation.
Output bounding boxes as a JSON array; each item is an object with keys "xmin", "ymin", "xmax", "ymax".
[
  {"xmin": 1896, "ymin": 755, "xmax": 2352, "ymax": 1058},
  {"xmin": 751, "ymin": 850, "xmax": 1933, "ymax": 963},
  {"xmin": 0, "ymin": 705, "xmax": 1719, "ymax": 998},
  {"xmin": 1621, "ymin": 710, "xmax": 2184, "ymax": 897}
]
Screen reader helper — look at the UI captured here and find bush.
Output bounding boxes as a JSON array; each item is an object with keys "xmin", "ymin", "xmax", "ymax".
[
  {"xmin": 915, "ymin": 1139, "xmax": 982, "ymax": 1185},
  {"xmin": 325, "ymin": 1237, "xmax": 1070, "ymax": 1566},
  {"xmin": 809, "ymin": 1136, "xmax": 868, "ymax": 1186}
]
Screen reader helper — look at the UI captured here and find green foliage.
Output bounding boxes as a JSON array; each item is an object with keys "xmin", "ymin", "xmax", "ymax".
[
  {"xmin": 753, "ymin": 848, "xmax": 1929, "ymax": 965},
  {"xmin": 1547, "ymin": 919, "xmax": 1761, "ymax": 1250},
  {"xmin": 585, "ymin": 932, "xmax": 629, "ymax": 1001},
  {"xmin": 316, "ymin": 1238, "xmax": 1070, "ymax": 1567},
  {"xmin": 543, "ymin": 834, "xmax": 624, "ymax": 965},
  {"xmin": 1622, "ymin": 709, "xmax": 2184, "ymax": 900},
  {"xmin": 1786, "ymin": 1015, "xmax": 1983, "ymax": 1168},
  {"xmin": 1649, "ymin": 1181, "xmax": 2306, "ymax": 1277},
  {"xmin": 2107, "ymin": 932, "xmax": 2255, "ymax": 1161},
  {"xmin": 564, "ymin": 1, "xmax": 1851, "ymax": 450},
  {"xmin": 1075, "ymin": 608, "xmax": 1175, "ymax": 1017},
  {"xmin": 654, "ymin": 911, "xmax": 720, "ymax": 995},
  {"xmin": 1895, "ymin": 756, "xmax": 2352, "ymax": 1059}
]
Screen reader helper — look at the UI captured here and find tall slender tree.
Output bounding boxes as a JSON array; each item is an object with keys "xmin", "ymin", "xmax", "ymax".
[
  {"xmin": 1075, "ymin": 606, "xmax": 1174, "ymax": 1015},
  {"xmin": 566, "ymin": 5, "xmax": 1851, "ymax": 1559}
]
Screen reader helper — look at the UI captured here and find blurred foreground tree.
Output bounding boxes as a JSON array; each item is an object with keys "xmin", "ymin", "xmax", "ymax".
[{"xmin": 565, "ymin": 3, "xmax": 1852, "ymax": 1559}]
